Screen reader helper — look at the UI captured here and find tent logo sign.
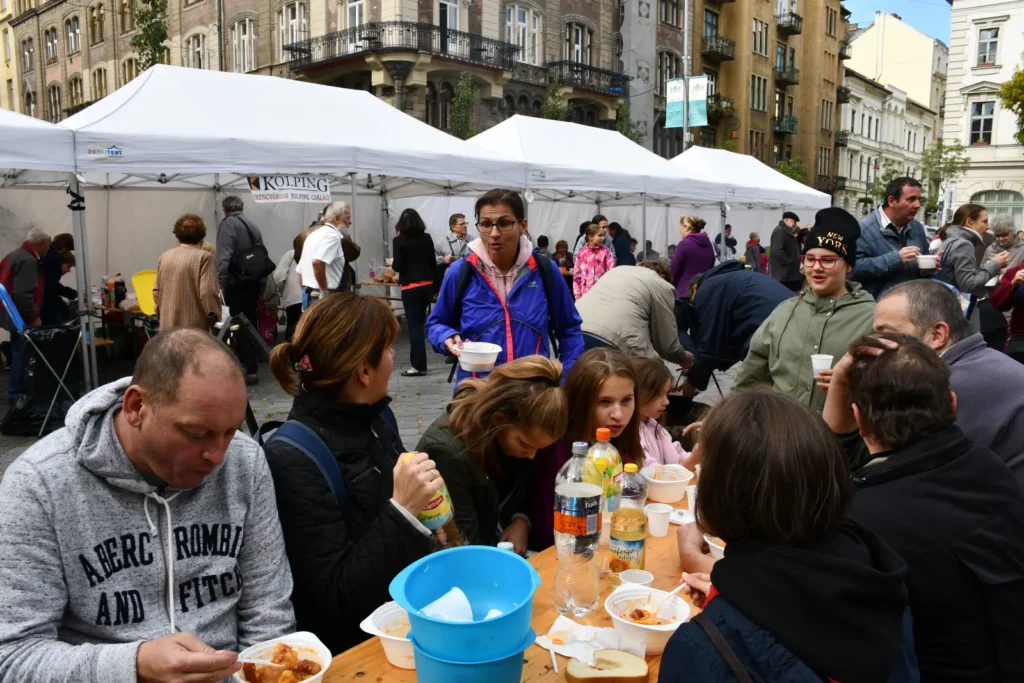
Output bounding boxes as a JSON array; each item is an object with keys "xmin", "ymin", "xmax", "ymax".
[
  {"xmin": 247, "ymin": 175, "xmax": 332, "ymax": 204},
  {"xmin": 86, "ymin": 144, "xmax": 124, "ymax": 159}
]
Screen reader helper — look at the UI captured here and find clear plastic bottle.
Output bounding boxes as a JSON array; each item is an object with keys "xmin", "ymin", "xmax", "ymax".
[
  {"xmin": 553, "ymin": 442, "xmax": 604, "ymax": 617},
  {"xmin": 609, "ymin": 463, "xmax": 649, "ymax": 576}
]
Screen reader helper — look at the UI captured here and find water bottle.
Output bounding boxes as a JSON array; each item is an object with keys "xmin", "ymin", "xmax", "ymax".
[
  {"xmin": 587, "ymin": 429, "xmax": 622, "ymax": 574},
  {"xmin": 609, "ymin": 463, "xmax": 650, "ymax": 575},
  {"xmin": 553, "ymin": 442, "xmax": 604, "ymax": 617}
]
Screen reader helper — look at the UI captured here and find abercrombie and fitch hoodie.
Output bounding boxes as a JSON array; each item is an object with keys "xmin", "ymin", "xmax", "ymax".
[{"xmin": 0, "ymin": 378, "xmax": 295, "ymax": 682}]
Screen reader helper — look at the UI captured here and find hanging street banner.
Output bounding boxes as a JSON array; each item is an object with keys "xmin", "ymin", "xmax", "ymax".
[
  {"xmin": 247, "ymin": 175, "xmax": 332, "ymax": 203},
  {"xmin": 688, "ymin": 75, "xmax": 709, "ymax": 128},
  {"xmin": 666, "ymin": 78, "xmax": 686, "ymax": 129}
]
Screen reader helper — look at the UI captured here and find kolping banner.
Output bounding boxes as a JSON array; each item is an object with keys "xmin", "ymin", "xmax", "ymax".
[
  {"xmin": 247, "ymin": 175, "xmax": 332, "ymax": 203},
  {"xmin": 666, "ymin": 78, "xmax": 686, "ymax": 129},
  {"xmin": 688, "ymin": 75, "xmax": 708, "ymax": 128}
]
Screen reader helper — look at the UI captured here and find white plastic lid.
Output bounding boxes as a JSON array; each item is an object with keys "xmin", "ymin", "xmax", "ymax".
[{"xmin": 497, "ymin": 542, "xmax": 515, "ymax": 551}]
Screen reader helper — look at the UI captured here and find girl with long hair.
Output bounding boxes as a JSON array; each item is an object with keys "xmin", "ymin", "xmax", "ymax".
[{"xmin": 629, "ymin": 357, "xmax": 696, "ymax": 469}]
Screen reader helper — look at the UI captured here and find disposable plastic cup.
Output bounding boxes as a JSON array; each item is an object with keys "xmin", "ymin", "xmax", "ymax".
[
  {"xmin": 618, "ymin": 569, "xmax": 654, "ymax": 587},
  {"xmin": 916, "ymin": 254, "xmax": 937, "ymax": 270},
  {"xmin": 811, "ymin": 354, "xmax": 834, "ymax": 376},
  {"xmin": 644, "ymin": 503, "xmax": 673, "ymax": 538},
  {"xmin": 686, "ymin": 485, "xmax": 697, "ymax": 515}
]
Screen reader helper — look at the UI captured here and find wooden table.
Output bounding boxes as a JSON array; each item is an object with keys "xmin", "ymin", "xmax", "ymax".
[
  {"xmin": 359, "ymin": 281, "xmax": 404, "ymax": 305},
  {"xmin": 324, "ymin": 498, "xmax": 698, "ymax": 682}
]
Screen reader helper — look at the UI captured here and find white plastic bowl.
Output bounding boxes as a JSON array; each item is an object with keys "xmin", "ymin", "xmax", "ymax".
[
  {"xmin": 705, "ymin": 534, "xmax": 726, "ymax": 560},
  {"xmin": 604, "ymin": 585, "xmax": 691, "ymax": 656},
  {"xmin": 234, "ymin": 631, "xmax": 332, "ymax": 682},
  {"xmin": 458, "ymin": 342, "xmax": 502, "ymax": 373},
  {"xmin": 640, "ymin": 464, "xmax": 694, "ymax": 504},
  {"xmin": 359, "ymin": 601, "xmax": 416, "ymax": 670}
]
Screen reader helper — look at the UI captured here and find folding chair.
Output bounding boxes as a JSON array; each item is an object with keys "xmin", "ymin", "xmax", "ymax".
[
  {"xmin": 0, "ymin": 284, "xmax": 81, "ymax": 436},
  {"xmin": 130, "ymin": 270, "xmax": 160, "ymax": 339}
]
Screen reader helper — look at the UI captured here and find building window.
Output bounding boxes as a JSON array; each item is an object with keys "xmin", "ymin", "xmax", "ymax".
[
  {"xmin": 347, "ymin": 0, "xmax": 364, "ymax": 36},
  {"xmin": 660, "ymin": 0, "xmax": 678, "ymax": 26},
  {"xmin": 121, "ymin": 57, "xmax": 137, "ymax": 84},
  {"xmin": 187, "ymin": 33, "xmax": 205, "ymax": 69},
  {"xmin": 817, "ymin": 146, "xmax": 832, "ymax": 175},
  {"xmin": 506, "ymin": 6, "xmax": 542, "ymax": 65},
  {"xmin": 5, "ymin": 80, "xmax": 12, "ymax": 110},
  {"xmin": 750, "ymin": 74, "xmax": 767, "ymax": 111},
  {"xmin": 564, "ymin": 22, "xmax": 592, "ymax": 64},
  {"xmin": 45, "ymin": 27, "xmax": 58, "ymax": 62},
  {"xmin": 748, "ymin": 129, "xmax": 766, "ymax": 160},
  {"xmin": 68, "ymin": 76, "xmax": 83, "ymax": 108},
  {"xmin": 426, "ymin": 82, "xmax": 439, "ymax": 126},
  {"xmin": 820, "ymin": 99, "xmax": 833, "ymax": 130},
  {"xmin": 826, "ymin": 7, "xmax": 836, "ymax": 36},
  {"xmin": 232, "ymin": 19, "xmax": 256, "ymax": 72},
  {"xmin": 752, "ymin": 19, "xmax": 768, "ymax": 56},
  {"xmin": 278, "ymin": 3, "xmax": 307, "ymax": 61},
  {"xmin": 21, "ymin": 38, "xmax": 33, "ymax": 70},
  {"xmin": 439, "ymin": 81, "xmax": 453, "ymax": 130},
  {"xmin": 45, "ymin": 84, "xmax": 61, "ymax": 122},
  {"xmin": 66, "ymin": 17, "xmax": 81, "ymax": 54},
  {"xmin": 3, "ymin": 30, "xmax": 10, "ymax": 62},
  {"xmin": 970, "ymin": 101, "xmax": 994, "ymax": 144},
  {"xmin": 657, "ymin": 51, "xmax": 680, "ymax": 96},
  {"xmin": 703, "ymin": 9, "xmax": 718, "ymax": 38},
  {"xmin": 91, "ymin": 67, "xmax": 107, "ymax": 98},
  {"xmin": 704, "ymin": 69, "xmax": 716, "ymax": 96},
  {"xmin": 972, "ymin": 190, "xmax": 1024, "ymax": 223},
  {"xmin": 977, "ymin": 27, "xmax": 998, "ymax": 66},
  {"xmin": 24, "ymin": 90, "xmax": 36, "ymax": 116},
  {"xmin": 121, "ymin": 0, "xmax": 135, "ymax": 33},
  {"xmin": 90, "ymin": 5, "xmax": 105, "ymax": 43}
]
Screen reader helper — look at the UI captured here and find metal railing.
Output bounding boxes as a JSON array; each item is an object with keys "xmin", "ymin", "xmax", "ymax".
[
  {"xmin": 772, "ymin": 115, "xmax": 798, "ymax": 134},
  {"xmin": 707, "ymin": 93, "xmax": 734, "ymax": 120},
  {"xmin": 775, "ymin": 66, "xmax": 800, "ymax": 85},
  {"xmin": 839, "ymin": 38, "xmax": 852, "ymax": 60},
  {"xmin": 546, "ymin": 61, "xmax": 628, "ymax": 96},
  {"xmin": 816, "ymin": 175, "xmax": 847, "ymax": 192},
  {"xmin": 835, "ymin": 129, "xmax": 849, "ymax": 146},
  {"xmin": 701, "ymin": 34, "xmax": 735, "ymax": 61},
  {"xmin": 836, "ymin": 85, "xmax": 851, "ymax": 103},
  {"xmin": 511, "ymin": 62, "xmax": 549, "ymax": 86},
  {"xmin": 284, "ymin": 21, "xmax": 520, "ymax": 71},
  {"xmin": 776, "ymin": 12, "xmax": 803, "ymax": 36}
]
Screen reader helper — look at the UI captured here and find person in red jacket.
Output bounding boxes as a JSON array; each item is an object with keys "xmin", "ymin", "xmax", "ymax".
[
  {"xmin": 990, "ymin": 263, "xmax": 1024, "ymax": 363},
  {"xmin": 0, "ymin": 227, "xmax": 51, "ymax": 405}
]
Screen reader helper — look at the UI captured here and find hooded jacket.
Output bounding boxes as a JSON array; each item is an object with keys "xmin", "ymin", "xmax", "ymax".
[
  {"xmin": 427, "ymin": 237, "xmax": 584, "ymax": 386},
  {"xmin": 769, "ymin": 222, "xmax": 801, "ymax": 283},
  {"xmin": 732, "ymin": 281, "xmax": 875, "ymax": 412},
  {"xmin": 671, "ymin": 231, "xmax": 716, "ymax": 299},
  {"xmin": 936, "ymin": 226, "xmax": 1003, "ymax": 295},
  {"xmin": 744, "ymin": 241, "xmax": 767, "ymax": 274},
  {"xmin": 611, "ymin": 230, "xmax": 636, "ymax": 266},
  {"xmin": 574, "ymin": 243, "xmax": 617, "ymax": 299},
  {"xmin": 0, "ymin": 379, "xmax": 295, "ymax": 682},
  {"xmin": 660, "ymin": 520, "xmax": 918, "ymax": 683}
]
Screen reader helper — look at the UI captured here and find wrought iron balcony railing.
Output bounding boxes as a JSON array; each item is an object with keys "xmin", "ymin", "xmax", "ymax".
[
  {"xmin": 776, "ymin": 12, "xmax": 803, "ymax": 36},
  {"xmin": 839, "ymin": 38, "xmax": 852, "ymax": 60},
  {"xmin": 775, "ymin": 66, "xmax": 800, "ymax": 86},
  {"xmin": 707, "ymin": 93, "xmax": 734, "ymax": 121},
  {"xmin": 837, "ymin": 85, "xmax": 851, "ymax": 103},
  {"xmin": 836, "ymin": 129, "xmax": 849, "ymax": 146},
  {"xmin": 546, "ymin": 61, "xmax": 628, "ymax": 97},
  {"xmin": 701, "ymin": 34, "xmax": 735, "ymax": 62},
  {"xmin": 772, "ymin": 115, "xmax": 798, "ymax": 134}
]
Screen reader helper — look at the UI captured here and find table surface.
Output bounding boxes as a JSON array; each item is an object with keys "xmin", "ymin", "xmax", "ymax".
[
  {"xmin": 323, "ymin": 497, "xmax": 697, "ymax": 682},
  {"xmin": 360, "ymin": 280, "xmax": 400, "ymax": 288}
]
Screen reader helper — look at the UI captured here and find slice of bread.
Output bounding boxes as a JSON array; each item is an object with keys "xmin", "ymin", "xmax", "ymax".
[{"xmin": 565, "ymin": 649, "xmax": 649, "ymax": 683}]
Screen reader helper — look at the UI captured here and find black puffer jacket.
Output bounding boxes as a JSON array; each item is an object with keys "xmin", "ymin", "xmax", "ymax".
[{"xmin": 264, "ymin": 392, "xmax": 432, "ymax": 655}]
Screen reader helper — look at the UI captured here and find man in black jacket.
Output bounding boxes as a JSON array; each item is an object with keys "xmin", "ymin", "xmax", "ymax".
[
  {"xmin": 769, "ymin": 211, "xmax": 802, "ymax": 291},
  {"xmin": 608, "ymin": 222, "xmax": 636, "ymax": 266},
  {"xmin": 217, "ymin": 196, "xmax": 266, "ymax": 384},
  {"xmin": 823, "ymin": 333, "xmax": 1024, "ymax": 682},
  {"xmin": 679, "ymin": 260, "xmax": 793, "ymax": 397}
]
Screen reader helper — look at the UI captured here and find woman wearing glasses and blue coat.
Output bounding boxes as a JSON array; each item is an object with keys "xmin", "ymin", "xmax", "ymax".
[
  {"xmin": 732, "ymin": 208, "xmax": 875, "ymax": 412},
  {"xmin": 427, "ymin": 189, "xmax": 584, "ymax": 387}
]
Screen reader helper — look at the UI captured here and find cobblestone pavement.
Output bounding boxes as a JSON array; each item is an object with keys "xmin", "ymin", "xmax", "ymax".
[{"xmin": 0, "ymin": 330, "xmax": 734, "ymax": 480}]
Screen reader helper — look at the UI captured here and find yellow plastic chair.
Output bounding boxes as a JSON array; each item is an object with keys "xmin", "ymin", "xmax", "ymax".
[{"xmin": 131, "ymin": 270, "xmax": 157, "ymax": 316}]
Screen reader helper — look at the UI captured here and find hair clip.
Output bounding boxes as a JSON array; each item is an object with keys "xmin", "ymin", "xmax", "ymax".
[{"xmin": 294, "ymin": 354, "xmax": 313, "ymax": 373}]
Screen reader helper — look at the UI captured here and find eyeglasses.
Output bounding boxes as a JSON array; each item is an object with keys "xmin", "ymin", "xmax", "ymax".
[
  {"xmin": 801, "ymin": 255, "xmax": 841, "ymax": 269},
  {"xmin": 477, "ymin": 218, "xmax": 520, "ymax": 233}
]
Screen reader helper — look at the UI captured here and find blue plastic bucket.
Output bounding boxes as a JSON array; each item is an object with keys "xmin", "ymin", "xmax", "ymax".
[
  {"xmin": 389, "ymin": 545, "xmax": 542, "ymax": 661},
  {"xmin": 410, "ymin": 629, "xmax": 535, "ymax": 683}
]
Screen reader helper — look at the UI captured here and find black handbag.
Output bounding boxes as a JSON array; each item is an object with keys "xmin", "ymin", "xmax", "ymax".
[{"xmin": 230, "ymin": 217, "xmax": 275, "ymax": 282}]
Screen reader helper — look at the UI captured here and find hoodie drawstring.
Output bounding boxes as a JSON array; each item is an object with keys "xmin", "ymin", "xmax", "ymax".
[{"xmin": 144, "ymin": 491, "xmax": 183, "ymax": 633}]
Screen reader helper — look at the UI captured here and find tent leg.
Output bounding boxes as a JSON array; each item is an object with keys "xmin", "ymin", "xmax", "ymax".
[
  {"xmin": 349, "ymin": 173, "xmax": 358, "ymax": 249},
  {"xmin": 381, "ymin": 189, "xmax": 391, "ymax": 261},
  {"xmin": 69, "ymin": 175, "xmax": 99, "ymax": 390},
  {"xmin": 641, "ymin": 194, "xmax": 647, "ymax": 262}
]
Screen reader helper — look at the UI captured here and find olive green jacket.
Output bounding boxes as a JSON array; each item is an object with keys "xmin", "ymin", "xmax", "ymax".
[{"xmin": 732, "ymin": 281, "xmax": 876, "ymax": 411}]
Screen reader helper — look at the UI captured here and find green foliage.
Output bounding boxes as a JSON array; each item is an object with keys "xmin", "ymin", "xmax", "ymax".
[
  {"xmin": 774, "ymin": 157, "xmax": 807, "ymax": 182},
  {"xmin": 999, "ymin": 64, "xmax": 1024, "ymax": 146},
  {"xmin": 616, "ymin": 102, "xmax": 645, "ymax": 145},
  {"xmin": 721, "ymin": 138, "xmax": 738, "ymax": 152},
  {"xmin": 130, "ymin": 0, "xmax": 168, "ymax": 69},
  {"xmin": 450, "ymin": 73, "xmax": 477, "ymax": 140},
  {"xmin": 921, "ymin": 140, "xmax": 971, "ymax": 195},
  {"xmin": 867, "ymin": 161, "xmax": 902, "ymax": 203},
  {"xmin": 541, "ymin": 79, "xmax": 568, "ymax": 121}
]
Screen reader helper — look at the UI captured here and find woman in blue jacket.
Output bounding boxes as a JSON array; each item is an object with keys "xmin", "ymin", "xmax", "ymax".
[
  {"xmin": 663, "ymin": 388, "xmax": 919, "ymax": 683},
  {"xmin": 427, "ymin": 188, "xmax": 584, "ymax": 385}
]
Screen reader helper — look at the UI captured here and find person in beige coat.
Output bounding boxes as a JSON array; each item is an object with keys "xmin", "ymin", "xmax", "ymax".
[
  {"xmin": 575, "ymin": 261, "xmax": 692, "ymax": 367},
  {"xmin": 154, "ymin": 214, "xmax": 221, "ymax": 330}
]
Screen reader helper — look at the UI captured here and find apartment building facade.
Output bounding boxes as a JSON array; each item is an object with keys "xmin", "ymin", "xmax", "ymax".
[
  {"xmin": 943, "ymin": 0, "xmax": 1024, "ymax": 223},
  {"xmin": 1, "ymin": 0, "xmax": 19, "ymax": 110}
]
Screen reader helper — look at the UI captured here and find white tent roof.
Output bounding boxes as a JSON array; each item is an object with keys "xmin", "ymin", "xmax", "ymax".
[
  {"xmin": 468, "ymin": 116, "xmax": 729, "ymax": 203},
  {"xmin": 671, "ymin": 146, "xmax": 831, "ymax": 209},
  {"xmin": 59, "ymin": 65, "xmax": 526, "ymax": 191},
  {"xmin": 0, "ymin": 108, "xmax": 76, "ymax": 173}
]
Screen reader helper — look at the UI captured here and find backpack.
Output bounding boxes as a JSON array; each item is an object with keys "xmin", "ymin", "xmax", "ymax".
[
  {"xmin": 447, "ymin": 250, "xmax": 559, "ymax": 383},
  {"xmin": 229, "ymin": 216, "xmax": 275, "ymax": 282}
]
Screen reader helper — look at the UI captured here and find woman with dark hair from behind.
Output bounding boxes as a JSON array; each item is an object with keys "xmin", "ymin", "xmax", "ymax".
[
  {"xmin": 40, "ymin": 233, "xmax": 76, "ymax": 326},
  {"xmin": 665, "ymin": 388, "xmax": 919, "ymax": 683},
  {"xmin": 392, "ymin": 208, "xmax": 437, "ymax": 376},
  {"xmin": 264, "ymin": 293, "xmax": 442, "ymax": 655}
]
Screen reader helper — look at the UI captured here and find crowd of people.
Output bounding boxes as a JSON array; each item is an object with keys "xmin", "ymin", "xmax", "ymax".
[{"xmin": 1, "ymin": 178, "xmax": 1024, "ymax": 682}]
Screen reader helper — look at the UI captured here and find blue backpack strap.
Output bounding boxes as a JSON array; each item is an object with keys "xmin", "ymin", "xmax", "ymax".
[
  {"xmin": 265, "ymin": 421, "xmax": 352, "ymax": 521},
  {"xmin": 533, "ymin": 250, "xmax": 559, "ymax": 356}
]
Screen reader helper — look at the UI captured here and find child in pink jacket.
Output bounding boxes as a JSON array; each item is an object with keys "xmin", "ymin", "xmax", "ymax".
[
  {"xmin": 630, "ymin": 357, "xmax": 698, "ymax": 469},
  {"xmin": 573, "ymin": 223, "xmax": 616, "ymax": 300}
]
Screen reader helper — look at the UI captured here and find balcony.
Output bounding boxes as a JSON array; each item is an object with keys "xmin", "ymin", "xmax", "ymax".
[
  {"xmin": 840, "ymin": 4, "xmax": 852, "ymax": 19},
  {"xmin": 707, "ymin": 93, "xmax": 734, "ymax": 122},
  {"xmin": 836, "ymin": 85, "xmax": 851, "ymax": 103},
  {"xmin": 839, "ymin": 38, "xmax": 852, "ymax": 60},
  {"xmin": 835, "ymin": 176, "xmax": 847, "ymax": 191},
  {"xmin": 776, "ymin": 12, "xmax": 803, "ymax": 37},
  {"xmin": 547, "ymin": 61, "xmax": 628, "ymax": 97},
  {"xmin": 775, "ymin": 66, "xmax": 800, "ymax": 86},
  {"xmin": 701, "ymin": 34, "xmax": 735, "ymax": 62},
  {"xmin": 511, "ymin": 62, "xmax": 549, "ymax": 86},
  {"xmin": 772, "ymin": 115, "xmax": 798, "ymax": 135},
  {"xmin": 816, "ymin": 175, "xmax": 847, "ymax": 193},
  {"xmin": 284, "ymin": 21, "xmax": 519, "ymax": 72},
  {"xmin": 835, "ymin": 129, "xmax": 849, "ymax": 146}
]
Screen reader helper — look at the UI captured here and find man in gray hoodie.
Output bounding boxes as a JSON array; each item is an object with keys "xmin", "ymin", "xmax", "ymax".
[{"xmin": 0, "ymin": 329, "xmax": 295, "ymax": 682}]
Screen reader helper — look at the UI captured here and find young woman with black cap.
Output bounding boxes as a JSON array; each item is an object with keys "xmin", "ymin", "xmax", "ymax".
[{"xmin": 732, "ymin": 207, "xmax": 875, "ymax": 412}]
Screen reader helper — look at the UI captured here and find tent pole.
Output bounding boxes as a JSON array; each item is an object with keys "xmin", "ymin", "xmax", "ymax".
[
  {"xmin": 69, "ymin": 175, "xmax": 99, "ymax": 389},
  {"xmin": 349, "ymin": 173, "xmax": 357, "ymax": 249},
  {"xmin": 381, "ymin": 186, "xmax": 391, "ymax": 261},
  {"xmin": 641, "ymin": 194, "xmax": 648, "ymax": 262}
]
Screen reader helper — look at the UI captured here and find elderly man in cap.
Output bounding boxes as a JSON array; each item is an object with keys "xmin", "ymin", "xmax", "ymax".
[{"xmin": 769, "ymin": 211, "xmax": 802, "ymax": 291}]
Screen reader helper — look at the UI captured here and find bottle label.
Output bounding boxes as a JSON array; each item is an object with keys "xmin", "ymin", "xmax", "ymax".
[
  {"xmin": 554, "ymin": 495, "xmax": 602, "ymax": 536},
  {"xmin": 609, "ymin": 536, "xmax": 645, "ymax": 573},
  {"xmin": 417, "ymin": 483, "xmax": 454, "ymax": 531}
]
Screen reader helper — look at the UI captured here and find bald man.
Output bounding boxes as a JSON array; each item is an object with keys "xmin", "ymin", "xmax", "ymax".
[{"xmin": 0, "ymin": 329, "xmax": 295, "ymax": 683}]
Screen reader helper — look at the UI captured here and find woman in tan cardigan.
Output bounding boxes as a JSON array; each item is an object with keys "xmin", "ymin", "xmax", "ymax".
[{"xmin": 154, "ymin": 214, "xmax": 221, "ymax": 330}]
